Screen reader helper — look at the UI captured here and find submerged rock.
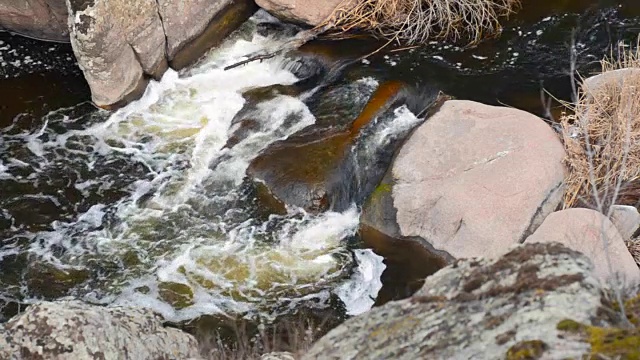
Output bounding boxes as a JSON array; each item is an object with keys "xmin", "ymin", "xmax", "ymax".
[
  {"xmin": 362, "ymin": 100, "xmax": 566, "ymax": 260},
  {"xmin": 304, "ymin": 243, "xmax": 602, "ymax": 359},
  {"xmin": 247, "ymin": 81, "xmax": 441, "ymax": 214},
  {"xmin": 67, "ymin": 0, "xmax": 255, "ymax": 107},
  {"xmin": 0, "ymin": 300, "xmax": 201, "ymax": 359},
  {"xmin": 25, "ymin": 262, "xmax": 90, "ymax": 299},
  {"xmin": 0, "ymin": 0, "xmax": 68, "ymax": 42},
  {"xmin": 525, "ymin": 208, "xmax": 640, "ymax": 285}
]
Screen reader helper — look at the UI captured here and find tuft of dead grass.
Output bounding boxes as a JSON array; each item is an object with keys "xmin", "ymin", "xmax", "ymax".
[
  {"xmin": 325, "ymin": 0, "xmax": 521, "ymax": 44},
  {"xmin": 190, "ymin": 313, "xmax": 335, "ymax": 360},
  {"xmin": 561, "ymin": 45, "xmax": 640, "ymax": 211}
]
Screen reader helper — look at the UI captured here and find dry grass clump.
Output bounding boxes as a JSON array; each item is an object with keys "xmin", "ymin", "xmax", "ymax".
[
  {"xmin": 326, "ymin": 0, "xmax": 521, "ymax": 44},
  {"xmin": 561, "ymin": 46, "xmax": 640, "ymax": 211},
  {"xmin": 193, "ymin": 314, "xmax": 332, "ymax": 360}
]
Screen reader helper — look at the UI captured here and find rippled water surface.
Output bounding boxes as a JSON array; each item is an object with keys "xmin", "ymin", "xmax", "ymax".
[
  {"xmin": 0, "ymin": 14, "xmax": 387, "ymax": 323},
  {"xmin": 1, "ymin": 1, "xmax": 640, "ymax": 325}
]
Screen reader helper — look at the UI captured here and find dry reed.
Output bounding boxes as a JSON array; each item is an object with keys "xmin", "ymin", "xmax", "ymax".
[
  {"xmin": 561, "ymin": 45, "xmax": 640, "ymax": 211},
  {"xmin": 325, "ymin": 0, "xmax": 521, "ymax": 44}
]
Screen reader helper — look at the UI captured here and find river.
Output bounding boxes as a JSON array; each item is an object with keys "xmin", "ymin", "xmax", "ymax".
[{"xmin": 1, "ymin": 0, "xmax": 639, "ymax": 341}]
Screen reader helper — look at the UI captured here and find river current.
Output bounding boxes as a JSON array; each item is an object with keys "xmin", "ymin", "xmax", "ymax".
[
  {"xmin": 0, "ymin": 13, "xmax": 386, "ymax": 323},
  {"xmin": 2, "ymin": 0, "xmax": 640, "ymax": 328}
]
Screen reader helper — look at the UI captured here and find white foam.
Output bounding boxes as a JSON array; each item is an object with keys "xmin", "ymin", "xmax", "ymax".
[
  {"xmin": 7, "ymin": 13, "xmax": 395, "ymax": 322},
  {"xmin": 372, "ymin": 105, "xmax": 423, "ymax": 147},
  {"xmin": 334, "ymin": 249, "xmax": 386, "ymax": 316}
]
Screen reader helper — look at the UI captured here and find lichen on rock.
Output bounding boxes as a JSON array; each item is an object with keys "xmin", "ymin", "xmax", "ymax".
[
  {"xmin": 0, "ymin": 300, "xmax": 201, "ymax": 360},
  {"xmin": 304, "ymin": 243, "xmax": 601, "ymax": 359}
]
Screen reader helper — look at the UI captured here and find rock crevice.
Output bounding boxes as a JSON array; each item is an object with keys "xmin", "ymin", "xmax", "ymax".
[{"xmin": 66, "ymin": 0, "xmax": 255, "ymax": 107}]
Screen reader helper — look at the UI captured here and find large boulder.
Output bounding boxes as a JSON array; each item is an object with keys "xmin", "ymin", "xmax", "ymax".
[
  {"xmin": 67, "ymin": 0, "xmax": 255, "ymax": 107},
  {"xmin": 362, "ymin": 100, "xmax": 566, "ymax": 260},
  {"xmin": 304, "ymin": 243, "xmax": 603, "ymax": 359},
  {"xmin": 0, "ymin": 300, "xmax": 201, "ymax": 359},
  {"xmin": 0, "ymin": 0, "xmax": 68, "ymax": 42},
  {"xmin": 525, "ymin": 208, "xmax": 640, "ymax": 285},
  {"xmin": 255, "ymin": 0, "xmax": 347, "ymax": 26}
]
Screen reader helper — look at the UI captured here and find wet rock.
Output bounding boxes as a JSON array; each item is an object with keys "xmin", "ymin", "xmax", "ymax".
[
  {"xmin": 525, "ymin": 208, "xmax": 640, "ymax": 285},
  {"xmin": 610, "ymin": 205, "xmax": 640, "ymax": 241},
  {"xmin": 247, "ymin": 81, "xmax": 439, "ymax": 213},
  {"xmin": 158, "ymin": 281, "xmax": 195, "ymax": 310},
  {"xmin": 303, "ymin": 243, "xmax": 602, "ymax": 359},
  {"xmin": 0, "ymin": 0, "xmax": 68, "ymax": 42},
  {"xmin": 0, "ymin": 300, "xmax": 201, "ymax": 359},
  {"xmin": 67, "ymin": 0, "xmax": 255, "ymax": 107},
  {"xmin": 362, "ymin": 100, "xmax": 566, "ymax": 260},
  {"xmin": 25, "ymin": 261, "xmax": 90, "ymax": 299},
  {"xmin": 255, "ymin": 0, "xmax": 350, "ymax": 26}
]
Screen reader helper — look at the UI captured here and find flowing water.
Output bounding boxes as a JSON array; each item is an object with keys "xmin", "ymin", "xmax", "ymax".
[
  {"xmin": 1, "ymin": 0, "xmax": 640, "ymax": 334},
  {"xmin": 0, "ymin": 14, "xmax": 387, "ymax": 324}
]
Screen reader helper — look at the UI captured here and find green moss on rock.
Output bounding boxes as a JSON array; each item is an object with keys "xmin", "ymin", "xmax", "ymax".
[
  {"xmin": 556, "ymin": 319, "xmax": 583, "ymax": 332},
  {"xmin": 371, "ymin": 183, "xmax": 392, "ymax": 199},
  {"xmin": 158, "ymin": 281, "xmax": 194, "ymax": 310},
  {"xmin": 26, "ymin": 262, "xmax": 91, "ymax": 299},
  {"xmin": 557, "ymin": 318, "xmax": 640, "ymax": 359},
  {"xmin": 506, "ymin": 340, "xmax": 548, "ymax": 360}
]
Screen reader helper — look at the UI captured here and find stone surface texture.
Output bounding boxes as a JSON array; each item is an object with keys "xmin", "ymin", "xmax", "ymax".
[
  {"xmin": 363, "ymin": 100, "xmax": 566, "ymax": 260},
  {"xmin": 0, "ymin": 0, "xmax": 69, "ymax": 41},
  {"xmin": 525, "ymin": 208, "xmax": 640, "ymax": 284},
  {"xmin": 66, "ymin": 0, "xmax": 253, "ymax": 107},
  {"xmin": 66, "ymin": 0, "xmax": 167, "ymax": 106},
  {"xmin": 255, "ymin": 0, "xmax": 347, "ymax": 25},
  {"xmin": 610, "ymin": 205, "xmax": 640, "ymax": 241},
  {"xmin": 0, "ymin": 300, "xmax": 201, "ymax": 360},
  {"xmin": 304, "ymin": 243, "xmax": 603, "ymax": 360}
]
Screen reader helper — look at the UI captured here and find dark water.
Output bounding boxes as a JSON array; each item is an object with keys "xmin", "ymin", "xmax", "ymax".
[{"xmin": 0, "ymin": 0, "xmax": 639, "ymax": 338}]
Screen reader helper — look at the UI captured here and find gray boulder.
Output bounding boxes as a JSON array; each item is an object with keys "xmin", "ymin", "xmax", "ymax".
[
  {"xmin": 158, "ymin": 0, "xmax": 257, "ymax": 69},
  {"xmin": 0, "ymin": 300, "xmax": 201, "ymax": 360},
  {"xmin": 0, "ymin": 0, "xmax": 69, "ymax": 42},
  {"xmin": 304, "ymin": 243, "xmax": 602, "ymax": 359},
  {"xmin": 525, "ymin": 208, "xmax": 640, "ymax": 285},
  {"xmin": 362, "ymin": 100, "xmax": 566, "ymax": 260},
  {"xmin": 67, "ymin": 0, "xmax": 255, "ymax": 107}
]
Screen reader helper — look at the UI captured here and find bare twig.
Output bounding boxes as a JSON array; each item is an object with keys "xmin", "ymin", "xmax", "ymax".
[{"xmin": 560, "ymin": 33, "xmax": 640, "ymax": 327}]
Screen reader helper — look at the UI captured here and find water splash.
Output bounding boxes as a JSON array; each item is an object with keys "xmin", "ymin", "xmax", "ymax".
[{"xmin": 0, "ymin": 13, "xmax": 385, "ymax": 322}]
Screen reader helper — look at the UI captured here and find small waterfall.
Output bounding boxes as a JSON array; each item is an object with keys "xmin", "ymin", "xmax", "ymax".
[{"xmin": 0, "ymin": 12, "xmax": 387, "ymax": 323}]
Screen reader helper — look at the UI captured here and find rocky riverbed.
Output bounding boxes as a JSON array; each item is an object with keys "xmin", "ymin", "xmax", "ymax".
[{"xmin": 2, "ymin": 0, "xmax": 640, "ymax": 359}]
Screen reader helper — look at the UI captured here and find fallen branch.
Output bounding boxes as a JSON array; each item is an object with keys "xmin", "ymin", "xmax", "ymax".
[{"xmin": 224, "ymin": 23, "xmax": 334, "ymax": 71}]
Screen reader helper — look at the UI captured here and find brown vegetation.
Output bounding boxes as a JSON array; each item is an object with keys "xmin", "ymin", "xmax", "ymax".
[
  {"xmin": 326, "ymin": 0, "xmax": 521, "ymax": 44},
  {"xmin": 561, "ymin": 46, "xmax": 640, "ymax": 211}
]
